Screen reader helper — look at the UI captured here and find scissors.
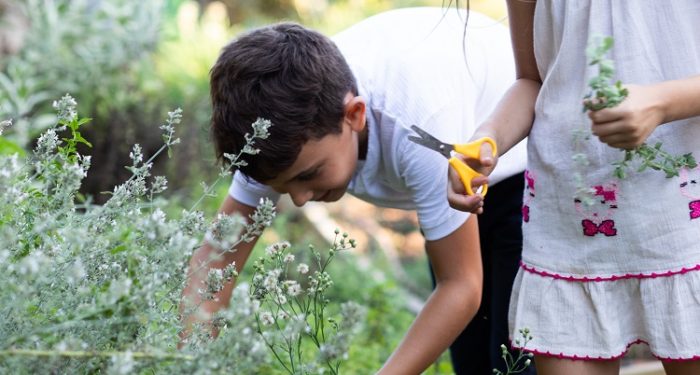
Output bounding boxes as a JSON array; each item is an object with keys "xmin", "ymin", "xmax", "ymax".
[{"xmin": 408, "ymin": 125, "xmax": 497, "ymax": 196}]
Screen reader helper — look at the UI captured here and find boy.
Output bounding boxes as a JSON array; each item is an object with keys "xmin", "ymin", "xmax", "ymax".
[{"xmin": 182, "ymin": 7, "xmax": 528, "ymax": 374}]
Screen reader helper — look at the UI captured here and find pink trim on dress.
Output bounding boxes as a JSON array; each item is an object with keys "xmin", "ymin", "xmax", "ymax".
[
  {"xmin": 511, "ymin": 339, "xmax": 700, "ymax": 362},
  {"xmin": 520, "ymin": 261, "xmax": 700, "ymax": 282}
]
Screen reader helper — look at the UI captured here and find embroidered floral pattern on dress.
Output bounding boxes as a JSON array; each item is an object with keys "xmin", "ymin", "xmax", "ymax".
[
  {"xmin": 575, "ymin": 183, "xmax": 619, "ymax": 237},
  {"xmin": 679, "ymin": 166, "xmax": 700, "ymax": 220},
  {"xmin": 522, "ymin": 170, "xmax": 535, "ymax": 223}
]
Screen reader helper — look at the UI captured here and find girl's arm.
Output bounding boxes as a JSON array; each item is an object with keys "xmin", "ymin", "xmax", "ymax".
[
  {"xmin": 590, "ymin": 75, "xmax": 700, "ymax": 149},
  {"xmin": 448, "ymin": 0, "xmax": 541, "ymax": 212},
  {"xmin": 377, "ymin": 215, "xmax": 482, "ymax": 374}
]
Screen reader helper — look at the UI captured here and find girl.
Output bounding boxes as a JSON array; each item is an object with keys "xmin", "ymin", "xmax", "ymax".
[{"xmin": 449, "ymin": 1, "xmax": 700, "ymax": 374}]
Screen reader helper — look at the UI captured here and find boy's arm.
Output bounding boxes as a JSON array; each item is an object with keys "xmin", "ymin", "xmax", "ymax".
[
  {"xmin": 377, "ymin": 215, "xmax": 482, "ymax": 374},
  {"xmin": 448, "ymin": 0, "xmax": 540, "ymax": 212},
  {"xmin": 179, "ymin": 195, "xmax": 259, "ymax": 341}
]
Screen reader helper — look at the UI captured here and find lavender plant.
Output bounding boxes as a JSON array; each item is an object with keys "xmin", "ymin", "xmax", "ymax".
[
  {"xmin": 0, "ymin": 95, "xmax": 363, "ymax": 374},
  {"xmin": 582, "ymin": 36, "xmax": 696, "ymax": 180}
]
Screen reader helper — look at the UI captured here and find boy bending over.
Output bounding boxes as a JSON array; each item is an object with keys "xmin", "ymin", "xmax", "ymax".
[{"xmin": 182, "ymin": 8, "xmax": 527, "ymax": 374}]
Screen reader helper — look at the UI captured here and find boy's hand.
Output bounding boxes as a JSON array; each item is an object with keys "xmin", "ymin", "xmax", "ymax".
[
  {"xmin": 447, "ymin": 140, "xmax": 498, "ymax": 213},
  {"xmin": 589, "ymin": 84, "xmax": 665, "ymax": 150}
]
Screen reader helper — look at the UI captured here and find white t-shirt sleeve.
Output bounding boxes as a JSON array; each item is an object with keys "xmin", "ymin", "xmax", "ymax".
[
  {"xmin": 397, "ymin": 125, "xmax": 470, "ymax": 241},
  {"xmin": 228, "ymin": 170, "xmax": 280, "ymax": 207}
]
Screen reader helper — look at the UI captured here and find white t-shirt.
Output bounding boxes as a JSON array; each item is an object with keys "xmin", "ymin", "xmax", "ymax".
[{"xmin": 230, "ymin": 7, "xmax": 526, "ymax": 241}]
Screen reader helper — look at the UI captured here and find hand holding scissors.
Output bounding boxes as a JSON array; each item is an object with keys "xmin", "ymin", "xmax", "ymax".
[{"xmin": 408, "ymin": 125, "xmax": 497, "ymax": 196}]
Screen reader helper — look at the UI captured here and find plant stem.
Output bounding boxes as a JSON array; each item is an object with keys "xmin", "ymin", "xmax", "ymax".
[{"xmin": 0, "ymin": 348, "xmax": 194, "ymax": 360}]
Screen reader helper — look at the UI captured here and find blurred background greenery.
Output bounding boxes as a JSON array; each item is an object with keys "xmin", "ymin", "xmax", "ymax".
[{"xmin": 0, "ymin": 1, "xmax": 506, "ymax": 373}]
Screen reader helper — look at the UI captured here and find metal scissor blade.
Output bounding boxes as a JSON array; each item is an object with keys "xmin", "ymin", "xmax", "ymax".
[{"xmin": 408, "ymin": 125, "xmax": 452, "ymax": 158}]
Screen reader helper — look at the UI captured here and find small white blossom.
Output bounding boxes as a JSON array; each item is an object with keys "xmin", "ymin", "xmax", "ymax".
[
  {"xmin": 129, "ymin": 144, "xmax": 143, "ymax": 165},
  {"xmin": 150, "ymin": 208, "xmax": 166, "ymax": 224},
  {"xmin": 260, "ymin": 311, "xmax": 274, "ymax": 326},
  {"xmin": 52, "ymin": 94, "xmax": 78, "ymax": 122},
  {"xmin": 284, "ymin": 280, "xmax": 302, "ymax": 297},
  {"xmin": 297, "ymin": 263, "xmax": 309, "ymax": 274}
]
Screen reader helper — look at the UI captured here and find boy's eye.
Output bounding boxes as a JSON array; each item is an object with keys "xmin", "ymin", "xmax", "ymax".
[{"xmin": 296, "ymin": 169, "xmax": 319, "ymax": 182}]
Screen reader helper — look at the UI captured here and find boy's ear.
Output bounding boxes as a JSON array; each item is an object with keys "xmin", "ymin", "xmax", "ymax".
[{"xmin": 343, "ymin": 95, "xmax": 366, "ymax": 132}]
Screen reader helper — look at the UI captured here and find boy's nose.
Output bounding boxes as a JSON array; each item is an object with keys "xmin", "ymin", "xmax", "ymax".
[{"xmin": 289, "ymin": 189, "xmax": 313, "ymax": 207}]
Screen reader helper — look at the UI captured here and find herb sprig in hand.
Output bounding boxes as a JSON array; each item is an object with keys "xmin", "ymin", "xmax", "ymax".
[{"xmin": 583, "ymin": 36, "xmax": 697, "ymax": 179}]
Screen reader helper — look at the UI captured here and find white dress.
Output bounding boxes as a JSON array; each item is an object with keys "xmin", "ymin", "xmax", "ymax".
[{"xmin": 509, "ymin": 0, "xmax": 700, "ymax": 360}]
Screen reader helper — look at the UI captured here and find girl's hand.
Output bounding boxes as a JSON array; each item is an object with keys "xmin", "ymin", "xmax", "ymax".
[
  {"xmin": 447, "ymin": 140, "xmax": 498, "ymax": 213},
  {"xmin": 588, "ymin": 84, "xmax": 666, "ymax": 149}
]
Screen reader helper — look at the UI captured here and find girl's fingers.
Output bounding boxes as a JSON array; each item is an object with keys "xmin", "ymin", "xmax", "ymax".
[
  {"xmin": 595, "ymin": 132, "xmax": 640, "ymax": 149},
  {"xmin": 447, "ymin": 168, "xmax": 486, "ymax": 213},
  {"xmin": 588, "ymin": 106, "xmax": 623, "ymax": 123},
  {"xmin": 591, "ymin": 120, "xmax": 626, "ymax": 137},
  {"xmin": 471, "ymin": 175, "xmax": 489, "ymax": 191},
  {"xmin": 448, "ymin": 167, "xmax": 466, "ymax": 195},
  {"xmin": 480, "ymin": 142, "xmax": 495, "ymax": 166},
  {"xmin": 447, "ymin": 189, "xmax": 484, "ymax": 213}
]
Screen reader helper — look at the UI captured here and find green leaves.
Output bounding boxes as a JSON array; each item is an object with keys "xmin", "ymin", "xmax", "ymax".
[
  {"xmin": 583, "ymin": 36, "xmax": 696, "ymax": 179},
  {"xmin": 583, "ymin": 36, "xmax": 629, "ymax": 112},
  {"xmin": 0, "ymin": 137, "xmax": 25, "ymax": 156},
  {"xmin": 613, "ymin": 144, "xmax": 698, "ymax": 179}
]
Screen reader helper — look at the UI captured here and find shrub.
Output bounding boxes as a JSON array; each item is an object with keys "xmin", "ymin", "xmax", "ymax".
[{"xmin": 0, "ymin": 96, "xmax": 364, "ymax": 374}]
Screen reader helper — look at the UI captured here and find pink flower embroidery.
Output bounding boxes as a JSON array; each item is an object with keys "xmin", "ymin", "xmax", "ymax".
[
  {"xmin": 582, "ymin": 219, "xmax": 617, "ymax": 236},
  {"xmin": 690, "ymin": 200, "xmax": 700, "ymax": 220}
]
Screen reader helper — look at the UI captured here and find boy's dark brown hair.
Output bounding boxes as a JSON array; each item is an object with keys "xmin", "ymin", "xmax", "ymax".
[{"xmin": 210, "ymin": 22, "xmax": 357, "ymax": 183}]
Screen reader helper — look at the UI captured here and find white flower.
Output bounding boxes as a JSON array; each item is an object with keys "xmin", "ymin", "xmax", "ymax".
[
  {"xmin": 260, "ymin": 311, "xmax": 274, "ymax": 325},
  {"xmin": 284, "ymin": 280, "xmax": 302, "ymax": 297},
  {"xmin": 151, "ymin": 208, "xmax": 166, "ymax": 224},
  {"xmin": 263, "ymin": 269, "xmax": 281, "ymax": 291},
  {"xmin": 129, "ymin": 144, "xmax": 143, "ymax": 165},
  {"xmin": 297, "ymin": 263, "xmax": 309, "ymax": 274}
]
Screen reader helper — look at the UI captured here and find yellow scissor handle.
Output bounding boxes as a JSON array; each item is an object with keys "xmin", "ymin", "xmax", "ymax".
[{"xmin": 448, "ymin": 137, "xmax": 497, "ymax": 196}]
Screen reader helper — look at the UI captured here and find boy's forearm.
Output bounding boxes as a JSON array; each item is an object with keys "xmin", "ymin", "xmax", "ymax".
[
  {"xmin": 180, "ymin": 242, "xmax": 245, "ymax": 334},
  {"xmin": 378, "ymin": 216, "xmax": 482, "ymax": 374},
  {"xmin": 474, "ymin": 78, "xmax": 540, "ymax": 155},
  {"xmin": 377, "ymin": 277, "xmax": 480, "ymax": 375},
  {"xmin": 180, "ymin": 196, "xmax": 259, "ymax": 341}
]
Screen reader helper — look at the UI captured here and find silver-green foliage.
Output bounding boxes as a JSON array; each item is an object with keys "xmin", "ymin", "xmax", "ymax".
[
  {"xmin": 0, "ymin": 95, "xmax": 365, "ymax": 374},
  {"xmin": 0, "ymin": 95, "xmax": 271, "ymax": 374},
  {"xmin": 582, "ymin": 36, "xmax": 697, "ymax": 180}
]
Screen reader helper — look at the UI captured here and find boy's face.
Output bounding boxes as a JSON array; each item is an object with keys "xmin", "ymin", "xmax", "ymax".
[{"xmin": 265, "ymin": 95, "xmax": 366, "ymax": 207}]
